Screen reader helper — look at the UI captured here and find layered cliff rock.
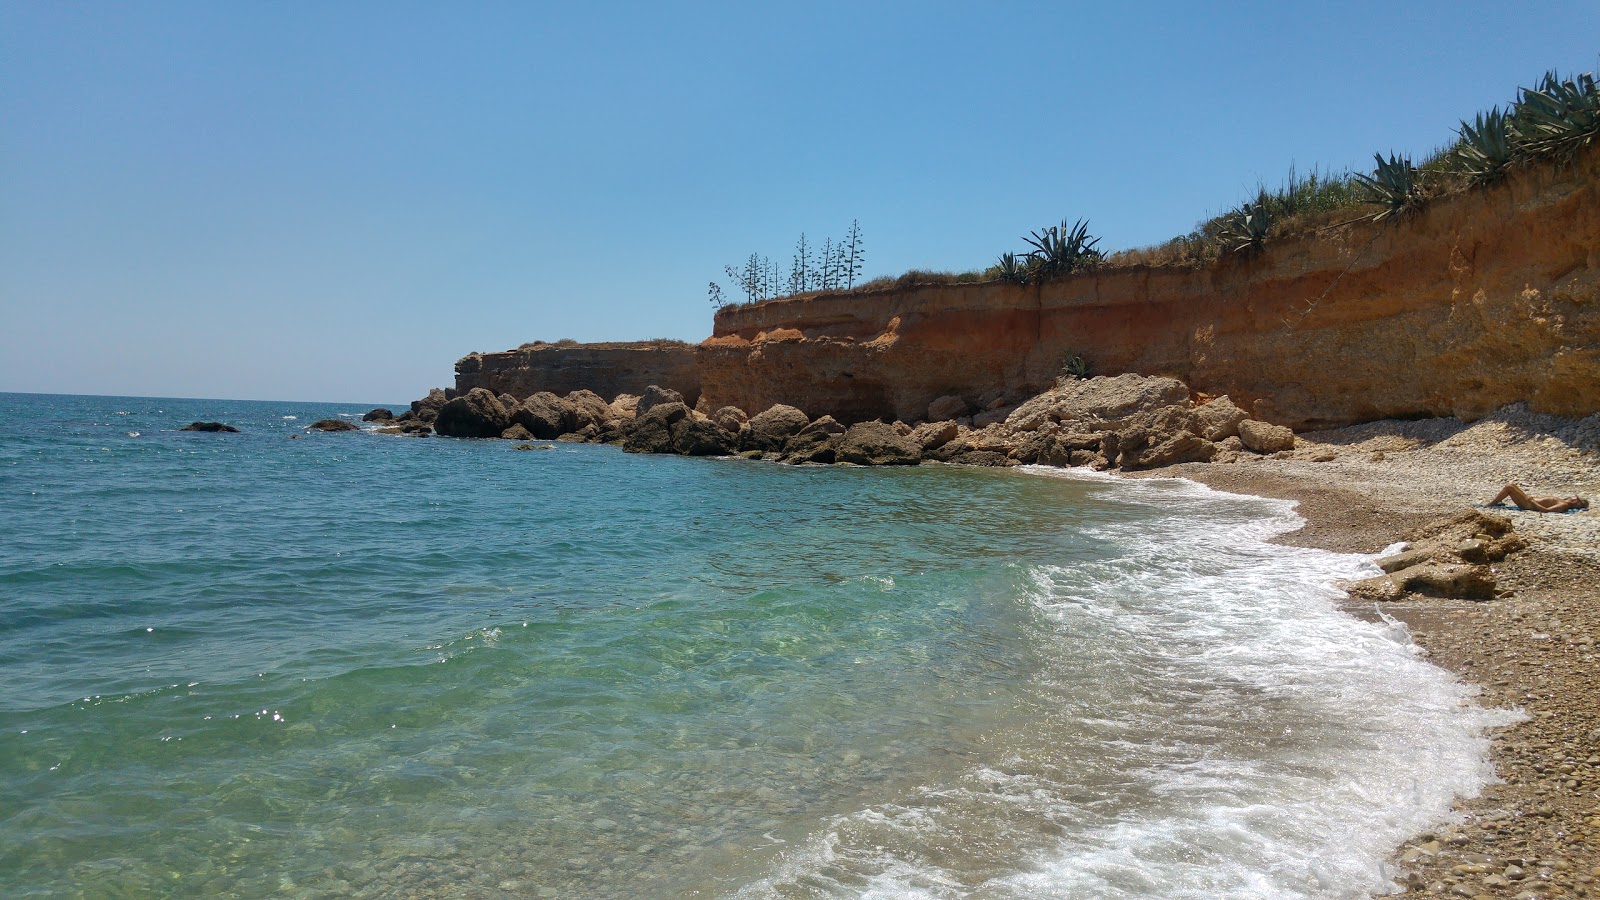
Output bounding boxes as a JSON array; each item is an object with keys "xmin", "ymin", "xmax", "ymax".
[
  {"xmin": 455, "ymin": 340, "xmax": 701, "ymax": 407},
  {"xmin": 700, "ymin": 146, "xmax": 1600, "ymax": 429}
]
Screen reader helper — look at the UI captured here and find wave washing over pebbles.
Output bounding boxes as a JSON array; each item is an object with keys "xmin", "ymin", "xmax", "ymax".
[
  {"xmin": 738, "ymin": 470, "xmax": 1519, "ymax": 899},
  {"xmin": 0, "ymin": 394, "xmax": 1516, "ymax": 898}
]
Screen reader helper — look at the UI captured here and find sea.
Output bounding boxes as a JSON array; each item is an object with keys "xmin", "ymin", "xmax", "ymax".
[{"xmin": 0, "ymin": 392, "xmax": 1515, "ymax": 899}]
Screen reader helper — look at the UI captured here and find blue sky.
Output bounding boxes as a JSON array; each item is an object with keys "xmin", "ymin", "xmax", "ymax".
[{"xmin": 2, "ymin": 2, "xmax": 1597, "ymax": 403}]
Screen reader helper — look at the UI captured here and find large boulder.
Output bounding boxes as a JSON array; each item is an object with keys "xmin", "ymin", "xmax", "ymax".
[
  {"xmin": 1238, "ymin": 419, "xmax": 1296, "ymax": 453},
  {"xmin": 1121, "ymin": 431, "xmax": 1218, "ymax": 470},
  {"xmin": 636, "ymin": 385, "xmax": 685, "ymax": 418},
  {"xmin": 743, "ymin": 404, "xmax": 811, "ymax": 452},
  {"xmin": 307, "ymin": 419, "xmax": 358, "ymax": 432},
  {"xmin": 362, "ymin": 408, "xmax": 395, "ymax": 423},
  {"xmin": 780, "ymin": 417, "xmax": 847, "ymax": 464},
  {"xmin": 908, "ymin": 420, "xmax": 959, "ymax": 453},
  {"xmin": 609, "ymin": 394, "xmax": 641, "ymax": 420},
  {"xmin": 622, "ymin": 401, "xmax": 690, "ymax": 454},
  {"xmin": 711, "ymin": 406, "xmax": 750, "ymax": 433},
  {"xmin": 512, "ymin": 392, "xmax": 579, "ymax": 439},
  {"xmin": 564, "ymin": 390, "xmax": 613, "ymax": 431},
  {"xmin": 670, "ymin": 417, "xmax": 737, "ymax": 456},
  {"xmin": 1351, "ymin": 562, "xmax": 1498, "ymax": 601},
  {"xmin": 927, "ymin": 395, "xmax": 970, "ymax": 422},
  {"xmin": 836, "ymin": 421, "xmax": 921, "ymax": 466},
  {"xmin": 434, "ymin": 388, "xmax": 512, "ymax": 438},
  {"xmin": 1192, "ymin": 396, "xmax": 1249, "ymax": 442},
  {"xmin": 1007, "ymin": 374, "xmax": 1191, "ymax": 430},
  {"xmin": 501, "ymin": 424, "xmax": 534, "ymax": 441}
]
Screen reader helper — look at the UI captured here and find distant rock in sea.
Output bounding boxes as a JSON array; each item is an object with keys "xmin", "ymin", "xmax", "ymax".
[
  {"xmin": 307, "ymin": 419, "xmax": 359, "ymax": 432},
  {"xmin": 180, "ymin": 422, "xmax": 239, "ymax": 433}
]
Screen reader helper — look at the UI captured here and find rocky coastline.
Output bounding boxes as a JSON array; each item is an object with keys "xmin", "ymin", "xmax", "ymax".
[{"xmin": 384, "ymin": 371, "xmax": 1600, "ymax": 897}]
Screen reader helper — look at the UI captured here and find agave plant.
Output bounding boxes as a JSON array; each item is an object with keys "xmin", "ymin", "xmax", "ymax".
[
  {"xmin": 1454, "ymin": 107, "xmax": 1515, "ymax": 183},
  {"xmin": 994, "ymin": 252, "xmax": 1029, "ymax": 284},
  {"xmin": 1059, "ymin": 353, "xmax": 1089, "ymax": 380},
  {"xmin": 1022, "ymin": 218, "xmax": 1103, "ymax": 281},
  {"xmin": 1353, "ymin": 152, "xmax": 1420, "ymax": 221},
  {"xmin": 1513, "ymin": 70, "xmax": 1600, "ymax": 159},
  {"xmin": 1219, "ymin": 201, "xmax": 1272, "ymax": 253}
]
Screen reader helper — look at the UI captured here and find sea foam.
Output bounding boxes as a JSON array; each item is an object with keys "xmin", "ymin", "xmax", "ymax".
[{"xmin": 738, "ymin": 469, "xmax": 1515, "ymax": 899}]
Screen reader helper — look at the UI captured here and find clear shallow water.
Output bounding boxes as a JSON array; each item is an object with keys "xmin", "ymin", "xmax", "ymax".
[{"xmin": 0, "ymin": 392, "xmax": 1512, "ymax": 898}]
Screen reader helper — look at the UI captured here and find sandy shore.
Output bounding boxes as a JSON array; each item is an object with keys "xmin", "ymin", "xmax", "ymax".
[{"xmin": 1137, "ymin": 404, "xmax": 1600, "ymax": 898}]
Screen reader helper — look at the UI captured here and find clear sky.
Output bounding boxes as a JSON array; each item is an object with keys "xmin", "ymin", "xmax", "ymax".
[{"xmin": 3, "ymin": 2, "xmax": 1597, "ymax": 403}]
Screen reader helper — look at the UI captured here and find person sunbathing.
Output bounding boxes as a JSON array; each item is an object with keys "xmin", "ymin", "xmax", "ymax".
[{"xmin": 1486, "ymin": 483, "xmax": 1589, "ymax": 513}]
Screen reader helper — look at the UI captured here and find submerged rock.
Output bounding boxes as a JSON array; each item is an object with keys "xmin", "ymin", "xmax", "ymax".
[
  {"xmin": 180, "ymin": 421, "xmax": 239, "ymax": 433},
  {"xmin": 307, "ymin": 419, "xmax": 358, "ymax": 432}
]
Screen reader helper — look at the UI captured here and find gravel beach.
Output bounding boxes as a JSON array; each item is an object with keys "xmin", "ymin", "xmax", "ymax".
[{"xmin": 1141, "ymin": 403, "xmax": 1600, "ymax": 899}]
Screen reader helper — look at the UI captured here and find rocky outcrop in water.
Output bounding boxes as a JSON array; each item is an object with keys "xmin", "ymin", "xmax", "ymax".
[
  {"xmin": 180, "ymin": 422, "xmax": 240, "ymax": 433},
  {"xmin": 308, "ymin": 419, "xmax": 359, "ymax": 432}
]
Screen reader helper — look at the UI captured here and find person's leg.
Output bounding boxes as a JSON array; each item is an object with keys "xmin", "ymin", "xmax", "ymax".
[
  {"xmin": 1489, "ymin": 484, "xmax": 1518, "ymax": 506},
  {"xmin": 1495, "ymin": 483, "xmax": 1538, "ymax": 510}
]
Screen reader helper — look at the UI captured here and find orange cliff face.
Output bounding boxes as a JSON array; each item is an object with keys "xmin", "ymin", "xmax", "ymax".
[{"xmin": 699, "ymin": 145, "xmax": 1600, "ymax": 429}]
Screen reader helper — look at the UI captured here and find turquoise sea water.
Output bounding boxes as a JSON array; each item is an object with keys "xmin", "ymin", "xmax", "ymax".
[{"xmin": 0, "ymin": 392, "xmax": 1510, "ymax": 898}]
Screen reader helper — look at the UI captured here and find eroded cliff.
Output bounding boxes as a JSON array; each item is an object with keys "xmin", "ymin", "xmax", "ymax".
[
  {"xmin": 700, "ymin": 146, "xmax": 1600, "ymax": 429},
  {"xmin": 455, "ymin": 340, "xmax": 702, "ymax": 407}
]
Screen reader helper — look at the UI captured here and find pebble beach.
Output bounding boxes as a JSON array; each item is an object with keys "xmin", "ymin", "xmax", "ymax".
[{"xmin": 1144, "ymin": 403, "xmax": 1600, "ymax": 899}]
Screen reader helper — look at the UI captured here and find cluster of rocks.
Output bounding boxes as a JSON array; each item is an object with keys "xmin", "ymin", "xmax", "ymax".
[
  {"xmin": 398, "ymin": 374, "xmax": 1309, "ymax": 473},
  {"xmin": 1348, "ymin": 509, "xmax": 1528, "ymax": 602}
]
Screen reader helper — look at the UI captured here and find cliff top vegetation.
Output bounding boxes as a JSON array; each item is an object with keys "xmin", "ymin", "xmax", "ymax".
[{"xmin": 709, "ymin": 67, "xmax": 1598, "ymax": 310}]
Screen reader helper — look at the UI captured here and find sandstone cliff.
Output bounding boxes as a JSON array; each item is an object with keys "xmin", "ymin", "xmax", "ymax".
[
  {"xmin": 700, "ymin": 146, "xmax": 1600, "ymax": 428},
  {"xmin": 455, "ymin": 340, "xmax": 702, "ymax": 407}
]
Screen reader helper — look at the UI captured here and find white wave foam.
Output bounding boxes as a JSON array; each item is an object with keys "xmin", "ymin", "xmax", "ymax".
[{"xmin": 738, "ymin": 468, "xmax": 1516, "ymax": 899}]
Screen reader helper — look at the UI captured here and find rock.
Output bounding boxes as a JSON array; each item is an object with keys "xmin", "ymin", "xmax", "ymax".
[
  {"xmin": 609, "ymin": 394, "xmax": 640, "ymax": 420},
  {"xmin": 908, "ymin": 420, "xmax": 959, "ymax": 453},
  {"xmin": 711, "ymin": 406, "xmax": 749, "ymax": 433},
  {"xmin": 927, "ymin": 395, "xmax": 970, "ymax": 422},
  {"xmin": 180, "ymin": 421, "xmax": 239, "ymax": 433},
  {"xmin": 1123, "ymin": 431, "xmax": 1218, "ymax": 470},
  {"xmin": 411, "ymin": 388, "xmax": 448, "ymax": 416},
  {"xmin": 950, "ymin": 450, "xmax": 1016, "ymax": 467},
  {"xmin": 892, "ymin": 421, "xmax": 912, "ymax": 436},
  {"xmin": 307, "ymin": 419, "xmax": 358, "ymax": 432},
  {"xmin": 779, "ymin": 415, "xmax": 848, "ymax": 463},
  {"xmin": 1238, "ymin": 419, "xmax": 1296, "ymax": 453},
  {"xmin": 1390, "ymin": 562, "xmax": 1498, "ymax": 600},
  {"xmin": 635, "ymin": 385, "xmax": 685, "ymax": 418},
  {"xmin": 972, "ymin": 404, "xmax": 1019, "ymax": 427},
  {"xmin": 1007, "ymin": 374, "xmax": 1192, "ymax": 429},
  {"xmin": 400, "ymin": 422, "xmax": 433, "ymax": 436},
  {"xmin": 622, "ymin": 401, "xmax": 690, "ymax": 454},
  {"xmin": 511, "ymin": 392, "xmax": 579, "ymax": 439},
  {"xmin": 501, "ymin": 424, "xmax": 534, "ymax": 441},
  {"xmin": 511, "ymin": 443, "xmax": 554, "ymax": 451},
  {"xmin": 670, "ymin": 417, "xmax": 737, "ymax": 456},
  {"xmin": 835, "ymin": 421, "xmax": 921, "ymax": 466},
  {"xmin": 1008, "ymin": 430, "xmax": 1058, "ymax": 464},
  {"xmin": 433, "ymin": 387, "xmax": 512, "ymax": 438},
  {"xmin": 796, "ymin": 414, "xmax": 845, "ymax": 437},
  {"xmin": 743, "ymin": 404, "xmax": 811, "ymax": 452},
  {"xmin": 362, "ymin": 408, "xmax": 395, "ymax": 422},
  {"xmin": 1376, "ymin": 548, "xmax": 1432, "ymax": 573},
  {"xmin": 564, "ymin": 390, "xmax": 613, "ymax": 430},
  {"xmin": 1192, "ymin": 395, "xmax": 1249, "ymax": 441}
]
